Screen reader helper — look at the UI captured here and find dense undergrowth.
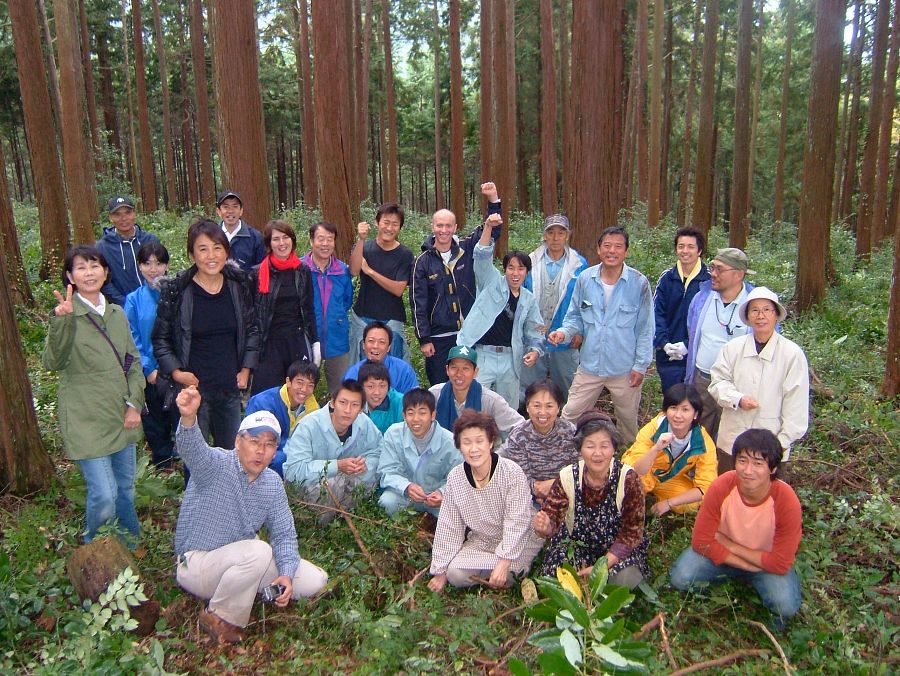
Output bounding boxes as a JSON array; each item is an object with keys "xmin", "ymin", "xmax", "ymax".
[{"xmin": 1, "ymin": 202, "xmax": 897, "ymax": 674}]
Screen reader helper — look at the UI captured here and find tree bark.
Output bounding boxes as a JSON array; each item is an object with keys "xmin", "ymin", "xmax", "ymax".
[
  {"xmin": 493, "ymin": 0, "xmax": 517, "ymax": 245},
  {"xmin": 635, "ymin": 0, "xmax": 649, "ymax": 203},
  {"xmin": 872, "ymin": 0, "xmax": 900, "ymax": 247},
  {"xmin": 729, "ymin": 0, "xmax": 753, "ymax": 249},
  {"xmin": 151, "ymin": 0, "xmax": 178, "ymax": 209},
  {"xmin": 77, "ymin": 0, "xmax": 102, "ymax": 173},
  {"xmin": 0, "ymin": 205, "xmax": 52, "ymax": 493},
  {"xmin": 209, "ymin": 0, "xmax": 272, "ymax": 231},
  {"xmin": 883, "ymin": 206, "xmax": 900, "ymax": 396},
  {"xmin": 382, "ymin": 0, "xmax": 399, "ymax": 203},
  {"xmin": 693, "ymin": 0, "xmax": 719, "ymax": 237},
  {"xmin": 295, "ymin": 0, "xmax": 318, "ymax": 208},
  {"xmin": 773, "ymin": 0, "xmax": 795, "ymax": 222},
  {"xmin": 433, "ymin": 0, "xmax": 444, "ymax": 210},
  {"xmin": 796, "ymin": 0, "xmax": 844, "ymax": 313},
  {"xmin": 676, "ymin": 2, "xmax": 701, "ymax": 228},
  {"xmin": 647, "ymin": 0, "xmax": 664, "ymax": 227},
  {"xmin": 131, "ymin": 0, "xmax": 158, "ymax": 211},
  {"xmin": 0, "ymin": 141, "xmax": 33, "ymax": 306},
  {"xmin": 449, "ymin": 0, "xmax": 466, "ymax": 223},
  {"xmin": 570, "ymin": 0, "xmax": 623, "ymax": 264},
  {"xmin": 660, "ymin": 9, "xmax": 674, "ymax": 216},
  {"xmin": 9, "ymin": 0, "xmax": 71, "ymax": 278},
  {"xmin": 176, "ymin": 2, "xmax": 199, "ymax": 206},
  {"xmin": 121, "ymin": 0, "xmax": 140, "ymax": 197},
  {"xmin": 479, "ymin": 0, "xmax": 494, "ymax": 200},
  {"xmin": 311, "ymin": 0, "xmax": 357, "ymax": 259},
  {"xmin": 37, "ymin": 0, "xmax": 64, "ymax": 135},
  {"xmin": 539, "ymin": 0, "xmax": 558, "ymax": 216},
  {"xmin": 56, "ymin": 0, "xmax": 98, "ymax": 244},
  {"xmin": 856, "ymin": 0, "xmax": 891, "ymax": 258},
  {"xmin": 356, "ymin": 0, "xmax": 374, "ymax": 205},
  {"xmin": 559, "ymin": 0, "xmax": 573, "ymax": 217},
  {"xmin": 190, "ymin": 0, "xmax": 215, "ymax": 210},
  {"xmin": 96, "ymin": 32, "xmax": 122, "ymax": 159},
  {"xmin": 746, "ymin": 0, "xmax": 764, "ymax": 206}
]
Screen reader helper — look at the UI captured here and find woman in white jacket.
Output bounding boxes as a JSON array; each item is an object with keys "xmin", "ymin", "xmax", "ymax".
[{"xmin": 709, "ymin": 287, "xmax": 809, "ymax": 473}]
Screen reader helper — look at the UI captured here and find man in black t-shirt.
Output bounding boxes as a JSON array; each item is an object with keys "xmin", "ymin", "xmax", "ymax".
[{"xmin": 348, "ymin": 203, "xmax": 414, "ymax": 363}]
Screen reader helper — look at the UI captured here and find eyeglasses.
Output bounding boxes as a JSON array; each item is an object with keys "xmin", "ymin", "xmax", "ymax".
[
  {"xmin": 709, "ymin": 264, "xmax": 737, "ymax": 275},
  {"xmin": 240, "ymin": 435, "xmax": 278, "ymax": 451},
  {"xmin": 748, "ymin": 307, "xmax": 776, "ymax": 317}
]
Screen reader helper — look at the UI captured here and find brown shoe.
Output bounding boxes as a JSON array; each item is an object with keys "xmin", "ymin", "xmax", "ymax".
[{"xmin": 199, "ymin": 609, "xmax": 245, "ymax": 644}]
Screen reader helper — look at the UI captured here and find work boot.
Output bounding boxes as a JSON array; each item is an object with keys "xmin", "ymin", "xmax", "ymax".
[{"xmin": 199, "ymin": 609, "xmax": 245, "ymax": 644}]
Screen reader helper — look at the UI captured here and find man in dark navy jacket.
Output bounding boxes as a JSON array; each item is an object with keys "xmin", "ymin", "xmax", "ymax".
[
  {"xmin": 216, "ymin": 190, "xmax": 265, "ymax": 272},
  {"xmin": 97, "ymin": 195, "xmax": 161, "ymax": 306}
]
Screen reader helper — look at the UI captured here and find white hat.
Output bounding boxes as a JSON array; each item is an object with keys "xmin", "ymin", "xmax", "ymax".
[
  {"xmin": 738, "ymin": 286, "xmax": 787, "ymax": 324},
  {"xmin": 238, "ymin": 410, "xmax": 281, "ymax": 438}
]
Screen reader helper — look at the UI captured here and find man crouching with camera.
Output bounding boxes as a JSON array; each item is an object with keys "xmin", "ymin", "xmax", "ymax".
[{"xmin": 173, "ymin": 385, "xmax": 328, "ymax": 644}]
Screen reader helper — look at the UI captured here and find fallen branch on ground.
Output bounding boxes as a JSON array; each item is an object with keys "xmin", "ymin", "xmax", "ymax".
[
  {"xmin": 659, "ymin": 612, "xmax": 677, "ymax": 670},
  {"xmin": 669, "ymin": 649, "xmax": 771, "ymax": 675},
  {"xmin": 324, "ymin": 483, "xmax": 385, "ymax": 578},
  {"xmin": 745, "ymin": 620, "xmax": 793, "ymax": 674}
]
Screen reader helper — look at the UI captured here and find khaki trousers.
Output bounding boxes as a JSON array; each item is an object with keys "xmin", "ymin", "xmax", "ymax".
[
  {"xmin": 561, "ymin": 369, "xmax": 642, "ymax": 445},
  {"xmin": 176, "ymin": 539, "xmax": 328, "ymax": 627}
]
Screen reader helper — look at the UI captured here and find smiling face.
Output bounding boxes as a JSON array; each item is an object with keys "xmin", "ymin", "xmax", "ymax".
[
  {"xmin": 285, "ymin": 374, "xmax": 316, "ymax": 409},
  {"xmin": 665, "ymin": 399, "xmax": 698, "ymax": 438},
  {"xmin": 734, "ymin": 449, "xmax": 774, "ymax": 498},
  {"xmin": 580, "ymin": 428, "xmax": 616, "ymax": 478},
  {"xmin": 527, "ymin": 389, "xmax": 560, "ymax": 435},
  {"xmin": 109, "ymin": 207, "xmax": 137, "ymax": 238},
  {"xmin": 269, "ymin": 229, "xmax": 295, "ymax": 260},
  {"xmin": 504, "ymin": 257, "xmax": 528, "ymax": 292},
  {"xmin": 404, "ymin": 403, "xmax": 436, "ymax": 439},
  {"xmin": 310, "ymin": 227, "xmax": 336, "ymax": 264},
  {"xmin": 376, "ymin": 213, "xmax": 402, "ymax": 245},
  {"xmin": 190, "ymin": 234, "xmax": 227, "ymax": 278},
  {"xmin": 675, "ymin": 235, "xmax": 701, "ymax": 270},
  {"xmin": 543, "ymin": 225, "xmax": 569, "ymax": 259},
  {"xmin": 217, "ymin": 197, "xmax": 243, "ymax": 230},
  {"xmin": 746, "ymin": 299, "xmax": 778, "ymax": 342},
  {"xmin": 235, "ymin": 431, "xmax": 278, "ymax": 481},
  {"xmin": 362, "ymin": 377, "xmax": 389, "ymax": 409},
  {"xmin": 446, "ymin": 359, "xmax": 477, "ymax": 395},
  {"xmin": 330, "ymin": 387, "xmax": 364, "ymax": 433},
  {"xmin": 458, "ymin": 426, "xmax": 493, "ymax": 476},
  {"xmin": 363, "ymin": 327, "xmax": 391, "ymax": 362},
  {"xmin": 431, "ymin": 209, "xmax": 458, "ymax": 251},
  {"xmin": 67, "ymin": 255, "xmax": 108, "ymax": 296},
  {"xmin": 138, "ymin": 255, "xmax": 168, "ymax": 286},
  {"xmin": 709, "ymin": 260, "xmax": 745, "ymax": 295},
  {"xmin": 597, "ymin": 233, "xmax": 628, "ymax": 270}
]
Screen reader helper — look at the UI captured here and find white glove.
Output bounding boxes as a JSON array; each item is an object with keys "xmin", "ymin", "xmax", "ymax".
[
  {"xmin": 311, "ymin": 341, "xmax": 322, "ymax": 366},
  {"xmin": 671, "ymin": 341, "xmax": 687, "ymax": 358},
  {"xmin": 663, "ymin": 342, "xmax": 685, "ymax": 361}
]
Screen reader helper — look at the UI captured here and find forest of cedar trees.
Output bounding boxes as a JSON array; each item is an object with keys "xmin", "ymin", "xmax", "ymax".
[{"xmin": 0, "ymin": 0, "xmax": 897, "ymax": 671}]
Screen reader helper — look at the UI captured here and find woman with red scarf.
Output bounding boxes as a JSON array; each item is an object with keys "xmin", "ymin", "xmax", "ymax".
[{"xmin": 250, "ymin": 220, "xmax": 320, "ymax": 395}]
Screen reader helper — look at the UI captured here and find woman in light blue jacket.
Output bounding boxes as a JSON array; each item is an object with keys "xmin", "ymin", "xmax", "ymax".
[{"xmin": 457, "ymin": 214, "xmax": 544, "ymax": 409}]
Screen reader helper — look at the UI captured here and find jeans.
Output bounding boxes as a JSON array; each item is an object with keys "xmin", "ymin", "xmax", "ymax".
[
  {"xmin": 76, "ymin": 443, "xmax": 140, "ymax": 544},
  {"xmin": 669, "ymin": 547, "xmax": 801, "ymax": 620},
  {"xmin": 197, "ymin": 388, "xmax": 242, "ymax": 450}
]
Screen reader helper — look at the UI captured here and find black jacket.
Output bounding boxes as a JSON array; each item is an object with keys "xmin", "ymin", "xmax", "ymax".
[
  {"xmin": 152, "ymin": 263, "xmax": 260, "ymax": 377},
  {"xmin": 410, "ymin": 201, "xmax": 502, "ymax": 343},
  {"xmin": 249, "ymin": 261, "xmax": 318, "ymax": 348}
]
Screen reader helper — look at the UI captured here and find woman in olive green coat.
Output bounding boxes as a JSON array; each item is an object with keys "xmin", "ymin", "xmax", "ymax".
[{"xmin": 42, "ymin": 246, "xmax": 146, "ymax": 544}]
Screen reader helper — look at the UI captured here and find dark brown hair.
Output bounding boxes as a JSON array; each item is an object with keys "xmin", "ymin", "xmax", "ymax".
[
  {"xmin": 453, "ymin": 409, "xmax": 499, "ymax": 448},
  {"xmin": 264, "ymin": 220, "xmax": 297, "ymax": 253}
]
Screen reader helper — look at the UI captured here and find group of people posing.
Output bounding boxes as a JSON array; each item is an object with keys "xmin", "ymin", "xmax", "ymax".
[{"xmin": 43, "ymin": 180, "xmax": 810, "ymax": 644}]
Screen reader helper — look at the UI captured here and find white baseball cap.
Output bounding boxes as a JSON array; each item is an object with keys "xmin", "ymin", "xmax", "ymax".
[{"xmin": 238, "ymin": 411, "xmax": 281, "ymax": 438}]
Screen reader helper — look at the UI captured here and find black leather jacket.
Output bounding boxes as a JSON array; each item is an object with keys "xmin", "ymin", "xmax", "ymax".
[
  {"xmin": 250, "ymin": 261, "xmax": 319, "ymax": 348},
  {"xmin": 152, "ymin": 263, "xmax": 260, "ymax": 377}
]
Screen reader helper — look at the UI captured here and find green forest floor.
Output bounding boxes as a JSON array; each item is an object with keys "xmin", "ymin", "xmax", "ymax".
[{"xmin": 1, "ymin": 203, "xmax": 898, "ymax": 674}]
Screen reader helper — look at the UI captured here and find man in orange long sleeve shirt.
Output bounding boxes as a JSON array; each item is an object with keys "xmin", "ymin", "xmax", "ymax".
[{"xmin": 669, "ymin": 428, "xmax": 802, "ymax": 629}]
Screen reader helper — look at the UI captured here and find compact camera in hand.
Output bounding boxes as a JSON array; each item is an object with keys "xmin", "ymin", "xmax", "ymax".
[{"xmin": 260, "ymin": 583, "xmax": 286, "ymax": 603}]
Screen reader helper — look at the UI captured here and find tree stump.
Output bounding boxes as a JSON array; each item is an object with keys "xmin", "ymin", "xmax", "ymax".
[{"xmin": 66, "ymin": 536, "xmax": 159, "ymax": 636}]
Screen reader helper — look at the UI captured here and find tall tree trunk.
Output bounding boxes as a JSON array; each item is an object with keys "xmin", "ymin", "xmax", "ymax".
[
  {"xmin": 746, "ymin": 0, "xmax": 764, "ymax": 205},
  {"xmin": 37, "ymin": 0, "xmax": 63, "ymax": 134},
  {"xmin": 833, "ymin": 0, "xmax": 858, "ymax": 221},
  {"xmin": 872, "ymin": 0, "xmax": 900, "ymax": 247},
  {"xmin": 479, "ymin": 0, "xmax": 494, "ymax": 197},
  {"xmin": 151, "ymin": 0, "xmax": 178, "ymax": 209},
  {"xmin": 77, "ymin": 0, "xmax": 102, "ymax": 173},
  {"xmin": 296, "ymin": 0, "xmax": 318, "ymax": 207},
  {"xmin": 356, "ymin": 0, "xmax": 373, "ymax": 205},
  {"xmin": 796, "ymin": 0, "xmax": 844, "ymax": 313},
  {"xmin": 559, "ymin": 0, "xmax": 573, "ymax": 217},
  {"xmin": 694, "ymin": 0, "xmax": 720, "ymax": 237},
  {"xmin": 0, "ymin": 249, "xmax": 53, "ymax": 494},
  {"xmin": 311, "ymin": 0, "xmax": 357, "ymax": 258},
  {"xmin": 773, "ymin": 0, "xmax": 795, "ymax": 222},
  {"xmin": 433, "ymin": 0, "xmax": 444, "ymax": 209},
  {"xmin": 96, "ymin": 33, "xmax": 122, "ymax": 158},
  {"xmin": 856, "ymin": 0, "xmax": 891, "ymax": 258},
  {"xmin": 8, "ymin": 0, "xmax": 70, "ymax": 278},
  {"xmin": 839, "ymin": 0, "xmax": 864, "ymax": 220},
  {"xmin": 539, "ymin": 0, "xmax": 558, "ymax": 216},
  {"xmin": 889, "ymin": 140, "xmax": 900, "ymax": 238},
  {"xmin": 729, "ymin": 0, "xmax": 753, "ymax": 249},
  {"xmin": 122, "ymin": 0, "xmax": 140, "ymax": 197},
  {"xmin": 132, "ymin": 0, "xmax": 158, "ymax": 211},
  {"xmin": 619, "ymin": 45, "xmax": 639, "ymax": 211},
  {"xmin": 647, "ymin": 0, "xmax": 664, "ymax": 227},
  {"xmin": 0, "ymin": 141, "xmax": 34, "ymax": 306},
  {"xmin": 660, "ymin": 9, "xmax": 674, "ymax": 217},
  {"xmin": 570, "ymin": 0, "xmax": 623, "ymax": 263},
  {"xmin": 449, "ymin": 0, "xmax": 466, "ymax": 223},
  {"xmin": 493, "ymin": 0, "xmax": 517, "ymax": 238},
  {"xmin": 676, "ymin": 1, "xmax": 701, "ymax": 227},
  {"xmin": 190, "ymin": 0, "xmax": 215, "ymax": 209},
  {"xmin": 209, "ymin": 0, "xmax": 272, "ymax": 230},
  {"xmin": 635, "ymin": 0, "xmax": 649, "ymax": 203},
  {"xmin": 883, "ymin": 206, "xmax": 900, "ymax": 396},
  {"xmin": 381, "ymin": 0, "xmax": 399, "ymax": 203},
  {"xmin": 177, "ymin": 2, "xmax": 199, "ymax": 206},
  {"xmin": 56, "ymin": 0, "xmax": 97, "ymax": 244}
]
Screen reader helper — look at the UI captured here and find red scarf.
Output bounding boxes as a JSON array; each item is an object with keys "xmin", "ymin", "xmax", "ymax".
[{"xmin": 258, "ymin": 252, "xmax": 302, "ymax": 293}]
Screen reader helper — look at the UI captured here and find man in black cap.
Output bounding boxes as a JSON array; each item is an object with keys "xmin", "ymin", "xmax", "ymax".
[
  {"xmin": 216, "ymin": 190, "xmax": 265, "ymax": 271},
  {"xmin": 97, "ymin": 195, "xmax": 161, "ymax": 306}
]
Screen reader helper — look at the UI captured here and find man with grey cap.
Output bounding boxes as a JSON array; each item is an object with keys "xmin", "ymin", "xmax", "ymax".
[
  {"xmin": 97, "ymin": 195, "xmax": 160, "ymax": 306},
  {"xmin": 173, "ymin": 385, "xmax": 328, "ymax": 644},
  {"xmin": 709, "ymin": 287, "xmax": 809, "ymax": 471},
  {"xmin": 683, "ymin": 247, "xmax": 757, "ymax": 444},
  {"xmin": 521, "ymin": 214, "xmax": 589, "ymax": 400}
]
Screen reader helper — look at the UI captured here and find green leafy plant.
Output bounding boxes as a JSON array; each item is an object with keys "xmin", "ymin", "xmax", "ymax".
[{"xmin": 509, "ymin": 561, "xmax": 651, "ymax": 675}]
